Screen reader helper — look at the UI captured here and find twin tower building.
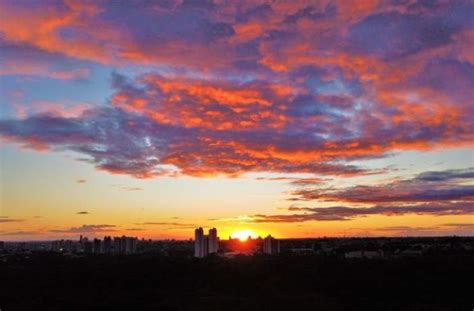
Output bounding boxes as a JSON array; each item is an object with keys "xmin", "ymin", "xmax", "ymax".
[{"xmin": 194, "ymin": 227, "xmax": 218, "ymax": 258}]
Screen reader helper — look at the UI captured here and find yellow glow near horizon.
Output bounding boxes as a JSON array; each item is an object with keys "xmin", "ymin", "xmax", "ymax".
[{"xmin": 230, "ymin": 229, "xmax": 258, "ymax": 241}]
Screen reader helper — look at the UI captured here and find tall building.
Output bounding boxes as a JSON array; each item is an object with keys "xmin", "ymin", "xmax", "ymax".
[
  {"xmin": 64, "ymin": 240, "xmax": 76, "ymax": 253},
  {"xmin": 194, "ymin": 227, "xmax": 205, "ymax": 258},
  {"xmin": 263, "ymin": 235, "xmax": 280, "ymax": 254},
  {"xmin": 121, "ymin": 236, "xmax": 127, "ymax": 253},
  {"xmin": 113, "ymin": 237, "xmax": 122, "ymax": 254},
  {"xmin": 208, "ymin": 228, "xmax": 218, "ymax": 254},
  {"xmin": 194, "ymin": 227, "xmax": 219, "ymax": 257},
  {"xmin": 203, "ymin": 235, "xmax": 209, "ymax": 256},
  {"xmin": 111, "ymin": 236, "xmax": 137, "ymax": 254},
  {"xmin": 124, "ymin": 237, "xmax": 137, "ymax": 254},
  {"xmin": 93, "ymin": 238, "xmax": 102, "ymax": 254},
  {"xmin": 83, "ymin": 241, "xmax": 93, "ymax": 254},
  {"xmin": 103, "ymin": 236, "xmax": 112, "ymax": 253}
]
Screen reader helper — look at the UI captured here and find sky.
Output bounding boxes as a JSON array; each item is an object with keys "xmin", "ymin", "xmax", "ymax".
[{"xmin": 0, "ymin": 0, "xmax": 473, "ymax": 241}]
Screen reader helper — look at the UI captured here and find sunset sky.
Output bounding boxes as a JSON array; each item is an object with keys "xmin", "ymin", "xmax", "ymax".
[{"xmin": 0, "ymin": 0, "xmax": 473, "ymax": 241}]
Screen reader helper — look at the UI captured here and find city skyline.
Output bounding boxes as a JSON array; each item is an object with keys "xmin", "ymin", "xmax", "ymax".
[{"xmin": 1, "ymin": 1, "xmax": 473, "ymax": 241}]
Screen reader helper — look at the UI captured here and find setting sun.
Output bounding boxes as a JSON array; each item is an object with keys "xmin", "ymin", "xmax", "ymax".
[{"xmin": 230, "ymin": 230, "xmax": 258, "ymax": 241}]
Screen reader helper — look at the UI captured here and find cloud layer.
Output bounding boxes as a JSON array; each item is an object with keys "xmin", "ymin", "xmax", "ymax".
[
  {"xmin": 251, "ymin": 202, "xmax": 473, "ymax": 223},
  {"xmin": 246, "ymin": 168, "xmax": 474, "ymax": 223},
  {"xmin": 291, "ymin": 168, "xmax": 474, "ymax": 203},
  {"xmin": 0, "ymin": 1, "xmax": 473, "ymax": 178},
  {"xmin": 49, "ymin": 224, "xmax": 117, "ymax": 234}
]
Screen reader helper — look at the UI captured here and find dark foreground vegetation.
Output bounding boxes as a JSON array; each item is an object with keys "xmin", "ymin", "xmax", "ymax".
[{"xmin": 1, "ymin": 252, "xmax": 472, "ymax": 311}]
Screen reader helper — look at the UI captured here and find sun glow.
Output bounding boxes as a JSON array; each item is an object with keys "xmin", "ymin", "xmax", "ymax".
[{"xmin": 230, "ymin": 229, "xmax": 258, "ymax": 241}]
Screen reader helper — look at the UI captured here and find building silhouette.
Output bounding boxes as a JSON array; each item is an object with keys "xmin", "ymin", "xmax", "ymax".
[
  {"xmin": 194, "ymin": 227, "xmax": 219, "ymax": 258},
  {"xmin": 113, "ymin": 237, "xmax": 122, "ymax": 254},
  {"xmin": 123, "ymin": 236, "xmax": 137, "ymax": 254},
  {"xmin": 83, "ymin": 241, "xmax": 93, "ymax": 254},
  {"xmin": 208, "ymin": 228, "xmax": 218, "ymax": 254},
  {"xmin": 93, "ymin": 238, "xmax": 101, "ymax": 254},
  {"xmin": 194, "ymin": 227, "xmax": 204, "ymax": 257},
  {"xmin": 263, "ymin": 235, "xmax": 280, "ymax": 254},
  {"xmin": 103, "ymin": 236, "xmax": 112, "ymax": 253},
  {"xmin": 111, "ymin": 236, "xmax": 137, "ymax": 254},
  {"xmin": 203, "ymin": 235, "xmax": 209, "ymax": 256}
]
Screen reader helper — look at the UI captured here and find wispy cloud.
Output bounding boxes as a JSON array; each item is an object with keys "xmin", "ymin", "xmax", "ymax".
[
  {"xmin": 136, "ymin": 222, "xmax": 194, "ymax": 227},
  {"xmin": 290, "ymin": 168, "xmax": 474, "ymax": 204},
  {"xmin": 123, "ymin": 187, "xmax": 143, "ymax": 191},
  {"xmin": 111, "ymin": 184, "xmax": 143, "ymax": 191},
  {"xmin": 0, "ymin": 230, "xmax": 40, "ymax": 236},
  {"xmin": 249, "ymin": 202, "xmax": 473, "ymax": 223},
  {"xmin": 0, "ymin": 218, "xmax": 25, "ymax": 223},
  {"xmin": 373, "ymin": 223, "xmax": 474, "ymax": 236},
  {"xmin": 49, "ymin": 224, "xmax": 117, "ymax": 233},
  {"xmin": 256, "ymin": 176, "xmax": 325, "ymax": 186},
  {"xmin": 442, "ymin": 223, "xmax": 474, "ymax": 230}
]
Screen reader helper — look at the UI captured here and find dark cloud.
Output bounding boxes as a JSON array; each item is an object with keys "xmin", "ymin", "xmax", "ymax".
[
  {"xmin": 292, "ymin": 185, "xmax": 474, "ymax": 203},
  {"xmin": 291, "ymin": 168, "xmax": 474, "ymax": 203},
  {"xmin": 415, "ymin": 168, "xmax": 474, "ymax": 182},
  {"xmin": 248, "ymin": 168, "xmax": 474, "ymax": 224},
  {"xmin": 0, "ymin": 108, "xmax": 169, "ymax": 178},
  {"xmin": 348, "ymin": 12, "xmax": 455, "ymax": 59},
  {"xmin": 250, "ymin": 201, "xmax": 474, "ymax": 223},
  {"xmin": 0, "ymin": 40, "xmax": 91, "ymax": 80},
  {"xmin": 412, "ymin": 58, "xmax": 474, "ymax": 104},
  {"xmin": 76, "ymin": 211, "xmax": 89, "ymax": 215}
]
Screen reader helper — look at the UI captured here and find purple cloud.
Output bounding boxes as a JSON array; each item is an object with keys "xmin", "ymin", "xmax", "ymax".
[
  {"xmin": 416, "ymin": 168, "xmax": 474, "ymax": 182},
  {"xmin": 291, "ymin": 168, "xmax": 474, "ymax": 203},
  {"xmin": 0, "ymin": 0, "xmax": 472, "ymax": 181},
  {"xmin": 249, "ymin": 201, "xmax": 473, "ymax": 223}
]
